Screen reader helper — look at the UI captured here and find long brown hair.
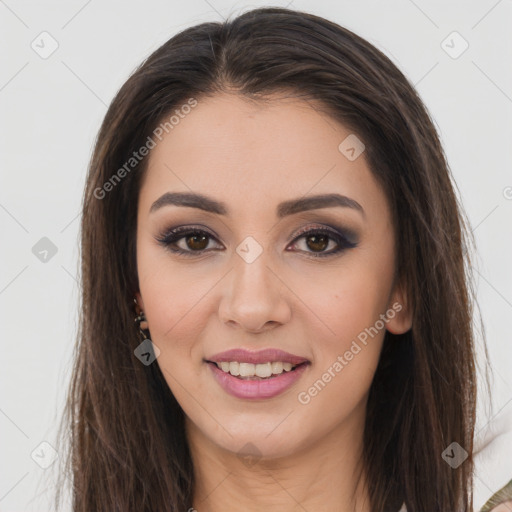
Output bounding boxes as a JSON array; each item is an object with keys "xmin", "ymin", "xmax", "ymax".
[{"xmin": 55, "ymin": 7, "xmax": 482, "ymax": 511}]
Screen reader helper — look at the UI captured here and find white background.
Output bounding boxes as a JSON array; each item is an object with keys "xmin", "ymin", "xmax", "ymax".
[{"xmin": 1, "ymin": 0, "xmax": 511, "ymax": 510}]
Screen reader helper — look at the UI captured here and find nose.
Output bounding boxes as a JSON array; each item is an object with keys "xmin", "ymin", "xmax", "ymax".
[{"xmin": 218, "ymin": 248, "xmax": 292, "ymax": 334}]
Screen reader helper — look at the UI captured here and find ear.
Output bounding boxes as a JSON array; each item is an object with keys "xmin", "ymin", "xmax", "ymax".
[
  {"xmin": 385, "ymin": 281, "xmax": 413, "ymax": 335},
  {"xmin": 134, "ymin": 291, "xmax": 149, "ymax": 331},
  {"xmin": 135, "ymin": 291, "xmax": 145, "ymax": 312}
]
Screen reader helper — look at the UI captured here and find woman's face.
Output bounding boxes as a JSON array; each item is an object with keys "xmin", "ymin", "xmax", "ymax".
[{"xmin": 135, "ymin": 92, "xmax": 411, "ymax": 460}]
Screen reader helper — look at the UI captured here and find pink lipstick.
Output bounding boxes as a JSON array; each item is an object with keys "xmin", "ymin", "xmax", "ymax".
[{"xmin": 205, "ymin": 348, "xmax": 310, "ymax": 400}]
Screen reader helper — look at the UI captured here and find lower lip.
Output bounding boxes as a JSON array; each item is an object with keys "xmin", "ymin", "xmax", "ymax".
[{"xmin": 207, "ymin": 362, "xmax": 309, "ymax": 400}]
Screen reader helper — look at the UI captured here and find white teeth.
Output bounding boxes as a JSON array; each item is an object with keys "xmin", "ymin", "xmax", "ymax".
[
  {"xmin": 239, "ymin": 362, "xmax": 255, "ymax": 377},
  {"xmin": 255, "ymin": 362, "xmax": 272, "ymax": 378},
  {"xmin": 214, "ymin": 361, "xmax": 299, "ymax": 378},
  {"xmin": 271, "ymin": 361, "xmax": 283, "ymax": 374}
]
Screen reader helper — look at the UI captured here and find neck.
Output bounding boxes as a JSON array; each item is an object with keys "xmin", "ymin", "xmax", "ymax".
[{"xmin": 185, "ymin": 412, "xmax": 371, "ymax": 512}]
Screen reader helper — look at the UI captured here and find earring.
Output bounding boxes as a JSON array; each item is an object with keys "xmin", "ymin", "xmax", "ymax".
[
  {"xmin": 133, "ymin": 297, "xmax": 150, "ymax": 340},
  {"xmin": 133, "ymin": 298, "xmax": 160, "ymax": 365}
]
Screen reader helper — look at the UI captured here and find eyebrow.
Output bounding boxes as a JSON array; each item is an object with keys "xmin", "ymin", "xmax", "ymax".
[{"xmin": 149, "ymin": 192, "xmax": 365, "ymax": 218}]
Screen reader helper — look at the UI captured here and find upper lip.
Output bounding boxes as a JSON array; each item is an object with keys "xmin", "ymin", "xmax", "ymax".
[{"xmin": 206, "ymin": 348, "xmax": 310, "ymax": 365}]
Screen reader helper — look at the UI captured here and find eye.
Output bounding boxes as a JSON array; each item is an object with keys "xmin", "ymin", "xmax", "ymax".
[
  {"xmin": 287, "ymin": 225, "xmax": 358, "ymax": 258},
  {"xmin": 155, "ymin": 225, "xmax": 222, "ymax": 257}
]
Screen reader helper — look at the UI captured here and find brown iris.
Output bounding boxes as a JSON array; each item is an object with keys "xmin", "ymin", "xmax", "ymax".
[
  {"xmin": 185, "ymin": 233, "xmax": 209, "ymax": 251},
  {"xmin": 305, "ymin": 233, "xmax": 329, "ymax": 253}
]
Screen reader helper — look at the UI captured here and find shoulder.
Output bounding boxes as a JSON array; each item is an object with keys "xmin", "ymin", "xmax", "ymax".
[
  {"xmin": 397, "ymin": 480, "xmax": 512, "ymax": 512},
  {"xmin": 479, "ymin": 479, "xmax": 512, "ymax": 512}
]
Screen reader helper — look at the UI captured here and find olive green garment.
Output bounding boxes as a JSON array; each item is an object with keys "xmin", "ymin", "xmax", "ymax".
[
  {"xmin": 396, "ymin": 479, "xmax": 512, "ymax": 512},
  {"xmin": 479, "ymin": 479, "xmax": 512, "ymax": 512}
]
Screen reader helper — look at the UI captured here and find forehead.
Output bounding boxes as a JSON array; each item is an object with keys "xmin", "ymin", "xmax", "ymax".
[{"xmin": 138, "ymin": 92, "xmax": 389, "ymax": 224}]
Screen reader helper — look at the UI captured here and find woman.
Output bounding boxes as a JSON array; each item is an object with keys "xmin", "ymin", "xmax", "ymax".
[{"xmin": 56, "ymin": 6, "xmax": 492, "ymax": 511}]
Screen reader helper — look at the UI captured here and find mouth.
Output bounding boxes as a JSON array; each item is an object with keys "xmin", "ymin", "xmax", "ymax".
[
  {"xmin": 205, "ymin": 349, "xmax": 311, "ymax": 400},
  {"xmin": 205, "ymin": 360, "xmax": 309, "ymax": 380},
  {"xmin": 205, "ymin": 348, "xmax": 311, "ymax": 399}
]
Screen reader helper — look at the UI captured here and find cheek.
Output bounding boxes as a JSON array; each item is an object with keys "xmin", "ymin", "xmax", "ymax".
[
  {"xmin": 140, "ymin": 280, "xmax": 211, "ymax": 357},
  {"xmin": 302, "ymin": 254, "xmax": 394, "ymax": 346},
  {"xmin": 297, "ymin": 297, "xmax": 386, "ymax": 430},
  {"xmin": 136, "ymin": 246, "xmax": 216, "ymax": 359},
  {"xmin": 295, "ymin": 250, "xmax": 394, "ymax": 411}
]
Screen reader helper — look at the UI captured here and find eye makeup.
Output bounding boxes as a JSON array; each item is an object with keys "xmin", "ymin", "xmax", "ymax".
[{"xmin": 154, "ymin": 222, "xmax": 359, "ymax": 259}]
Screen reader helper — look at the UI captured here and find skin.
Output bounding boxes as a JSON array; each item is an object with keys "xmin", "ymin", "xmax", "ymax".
[
  {"xmin": 135, "ymin": 92, "xmax": 412, "ymax": 512},
  {"xmin": 492, "ymin": 500, "xmax": 512, "ymax": 512},
  {"xmin": 491, "ymin": 504, "xmax": 512, "ymax": 512}
]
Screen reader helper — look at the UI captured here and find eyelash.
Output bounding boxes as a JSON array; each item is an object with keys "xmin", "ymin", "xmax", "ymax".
[{"xmin": 155, "ymin": 224, "xmax": 358, "ymax": 259}]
